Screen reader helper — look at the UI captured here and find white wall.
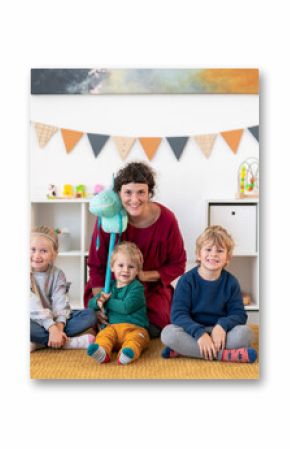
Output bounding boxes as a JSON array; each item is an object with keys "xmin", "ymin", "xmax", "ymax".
[{"xmin": 30, "ymin": 93, "xmax": 259, "ymax": 260}]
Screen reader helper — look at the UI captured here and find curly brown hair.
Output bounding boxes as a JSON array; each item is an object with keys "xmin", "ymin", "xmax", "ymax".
[{"xmin": 113, "ymin": 162, "xmax": 156, "ymax": 197}]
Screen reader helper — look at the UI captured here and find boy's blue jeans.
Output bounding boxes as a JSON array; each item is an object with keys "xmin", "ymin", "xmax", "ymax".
[{"xmin": 30, "ymin": 309, "xmax": 97, "ymax": 345}]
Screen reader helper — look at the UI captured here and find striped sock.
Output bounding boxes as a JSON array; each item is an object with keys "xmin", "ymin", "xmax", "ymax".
[
  {"xmin": 220, "ymin": 347, "xmax": 257, "ymax": 363},
  {"xmin": 118, "ymin": 347, "xmax": 135, "ymax": 365},
  {"xmin": 161, "ymin": 346, "xmax": 180, "ymax": 359},
  {"xmin": 87, "ymin": 343, "xmax": 110, "ymax": 363}
]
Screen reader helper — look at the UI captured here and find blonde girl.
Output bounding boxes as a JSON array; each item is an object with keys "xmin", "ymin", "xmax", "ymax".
[{"xmin": 30, "ymin": 226, "xmax": 97, "ymax": 351}]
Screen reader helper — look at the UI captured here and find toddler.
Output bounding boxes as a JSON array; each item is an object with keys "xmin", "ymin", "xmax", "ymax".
[
  {"xmin": 30, "ymin": 226, "xmax": 97, "ymax": 351},
  {"xmin": 87, "ymin": 241, "xmax": 150, "ymax": 365},
  {"xmin": 161, "ymin": 225, "xmax": 257, "ymax": 363}
]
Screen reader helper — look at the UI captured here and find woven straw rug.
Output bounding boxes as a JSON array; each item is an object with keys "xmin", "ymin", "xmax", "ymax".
[{"xmin": 30, "ymin": 324, "xmax": 259, "ymax": 380}]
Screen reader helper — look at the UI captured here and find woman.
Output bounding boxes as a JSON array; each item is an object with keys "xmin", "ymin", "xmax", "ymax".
[{"xmin": 84, "ymin": 162, "xmax": 186, "ymax": 338}]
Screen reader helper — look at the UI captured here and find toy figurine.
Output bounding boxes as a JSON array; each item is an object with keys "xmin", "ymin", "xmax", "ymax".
[
  {"xmin": 47, "ymin": 184, "xmax": 57, "ymax": 199},
  {"xmin": 76, "ymin": 184, "xmax": 86, "ymax": 198},
  {"xmin": 93, "ymin": 184, "xmax": 104, "ymax": 195},
  {"xmin": 62, "ymin": 184, "xmax": 74, "ymax": 199},
  {"xmin": 89, "ymin": 187, "xmax": 127, "ymax": 293}
]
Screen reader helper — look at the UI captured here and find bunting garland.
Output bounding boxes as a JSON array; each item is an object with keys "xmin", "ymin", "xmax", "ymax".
[
  {"xmin": 61, "ymin": 129, "xmax": 84, "ymax": 153},
  {"xmin": 248, "ymin": 125, "xmax": 259, "ymax": 142},
  {"xmin": 34, "ymin": 123, "xmax": 58, "ymax": 148},
  {"xmin": 194, "ymin": 134, "xmax": 217, "ymax": 158},
  {"xmin": 32, "ymin": 122, "xmax": 259, "ymax": 161},
  {"xmin": 166, "ymin": 137, "xmax": 189, "ymax": 160},
  {"xmin": 139, "ymin": 137, "xmax": 162, "ymax": 160},
  {"xmin": 112, "ymin": 136, "xmax": 136, "ymax": 160},
  {"xmin": 220, "ymin": 129, "xmax": 244, "ymax": 154},
  {"xmin": 87, "ymin": 133, "xmax": 109, "ymax": 157}
]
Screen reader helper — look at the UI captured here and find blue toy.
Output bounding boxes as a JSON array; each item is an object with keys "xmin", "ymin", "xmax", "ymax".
[{"xmin": 89, "ymin": 187, "xmax": 128, "ymax": 293}]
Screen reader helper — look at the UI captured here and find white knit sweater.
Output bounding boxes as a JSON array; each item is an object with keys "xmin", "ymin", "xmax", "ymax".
[{"xmin": 30, "ymin": 266, "xmax": 71, "ymax": 330}]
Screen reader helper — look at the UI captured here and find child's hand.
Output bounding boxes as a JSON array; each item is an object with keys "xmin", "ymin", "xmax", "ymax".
[
  {"xmin": 197, "ymin": 333, "xmax": 217, "ymax": 360},
  {"xmin": 211, "ymin": 324, "xmax": 226, "ymax": 352},
  {"xmin": 97, "ymin": 291, "xmax": 111, "ymax": 309},
  {"xmin": 48, "ymin": 324, "xmax": 67, "ymax": 348},
  {"xmin": 96, "ymin": 310, "xmax": 109, "ymax": 331}
]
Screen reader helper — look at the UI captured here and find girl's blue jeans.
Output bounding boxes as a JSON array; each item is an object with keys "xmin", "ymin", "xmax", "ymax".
[{"xmin": 30, "ymin": 309, "xmax": 97, "ymax": 345}]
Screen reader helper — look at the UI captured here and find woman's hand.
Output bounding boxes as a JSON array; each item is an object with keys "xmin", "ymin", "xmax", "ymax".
[
  {"xmin": 138, "ymin": 270, "xmax": 160, "ymax": 282},
  {"xmin": 197, "ymin": 333, "xmax": 217, "ymax": 360},
  {"xmin": 48, "ymin": 324, "xmax": 68, "ymax": 348},
  {"xmin": 211, "ymin": 324, "xmax": 226, "ymax": 352}
]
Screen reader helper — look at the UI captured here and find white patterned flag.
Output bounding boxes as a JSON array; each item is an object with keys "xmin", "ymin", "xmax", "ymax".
[
  {"xmin": 34, "ymin": 122, "xmax": 58, "ymax": 148},
  {"xmin": 194, "ymin": 134, "xmax": 217, "ymax": 158},
  {"xmin": 112, "ymin": 136, "xmax": 136, "ymax": 160}
]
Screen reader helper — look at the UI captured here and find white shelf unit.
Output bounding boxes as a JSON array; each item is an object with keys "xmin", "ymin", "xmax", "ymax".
[
  {"xmin": 31, "ymin": 198, "xmax": 259, "ymax": 314},
  {"xmin": 206, "ymin": 199, "xmax": 259, "ymax": 312},
  {"xmin": 31, "ymin": 199, "xmax": 96, "ymax": 309}
]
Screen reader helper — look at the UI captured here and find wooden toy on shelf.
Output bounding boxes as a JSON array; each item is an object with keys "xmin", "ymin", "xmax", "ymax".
[
  {"xmin": 93, "ymin": 184, "xmax": 104, "ymax": 195},
  {"xmin": 62, "ymin": 184, "xmax": 74, "ymax": 199},
  {"xmin": 76, "ymin": 184, "xmax": 86, "ymax": 198},
  {"xmin": 237, "ymin": 157, "xmax": 259, "ymax": 199},
  {"xmin": 47, "ymin": 184, "xmax": 57, "ymax": 199}
]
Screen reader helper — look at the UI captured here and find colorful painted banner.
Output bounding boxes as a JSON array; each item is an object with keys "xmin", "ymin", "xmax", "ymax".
[
  {"xmin": 33, "ymin": 122, "xmax": 259, "ymax": 161},
  {"xmin": 31, "ymin": 68, "xmax": 259, "ymax": 95}
]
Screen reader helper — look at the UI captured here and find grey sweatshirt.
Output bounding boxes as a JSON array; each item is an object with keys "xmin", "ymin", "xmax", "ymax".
[{"xmin": 30, "ymin": 266, "xmax": 71, "ymax": 330}]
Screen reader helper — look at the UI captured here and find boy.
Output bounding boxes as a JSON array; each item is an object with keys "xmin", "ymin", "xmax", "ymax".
[
  {"xmin": 87, "ymin": 241, "xmax": 150, "ymax": 365},
  {"xmin": 161, "ymin": 225, "xmax": 257, "ymax": 363}
]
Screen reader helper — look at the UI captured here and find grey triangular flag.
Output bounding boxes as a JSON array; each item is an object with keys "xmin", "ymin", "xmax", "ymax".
[
  {"xmin": 87, "ymin": 133, "xmax": 110, "ymax": 157},
  {"xmin": 166, "ymin": 136, "xmax": 189, "ymax": 160},
  {"xmin": 248, "ymin": 126, "xmax": 259, "ymax": 142}
]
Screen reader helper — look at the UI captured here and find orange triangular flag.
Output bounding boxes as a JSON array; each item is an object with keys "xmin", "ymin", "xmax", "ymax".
[
  {"xmin": 220, "ymin": 129, "xmax": 244, "ymax": 154},
  {"xmin": 194, "ymin": 134, "xmax": 217, "ymax": 158},
  {"xmin": 139, "ymin": 137, "xmax": 162, "ymax": 160},
  {"xmin": 34, "ymin": 123, "xmax": 58, "ymax": 148},
  {"xmin": 112, "ymin": 136, "xmax": 135, "ymax": 160},
  {"xmin": 61, "ymin": 129, "xmax": 84, "ymax": 153}
]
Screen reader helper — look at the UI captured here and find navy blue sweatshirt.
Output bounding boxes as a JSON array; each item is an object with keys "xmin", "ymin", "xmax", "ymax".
[{"xmin": 171, "ymin": 266, "xmax": 247, "ymax": 340}]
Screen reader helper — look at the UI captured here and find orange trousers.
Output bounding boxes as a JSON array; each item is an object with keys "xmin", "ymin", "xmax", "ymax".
[{"xmin": 95, "ymin": 323, "xmax": 150, "ymax": 360}]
